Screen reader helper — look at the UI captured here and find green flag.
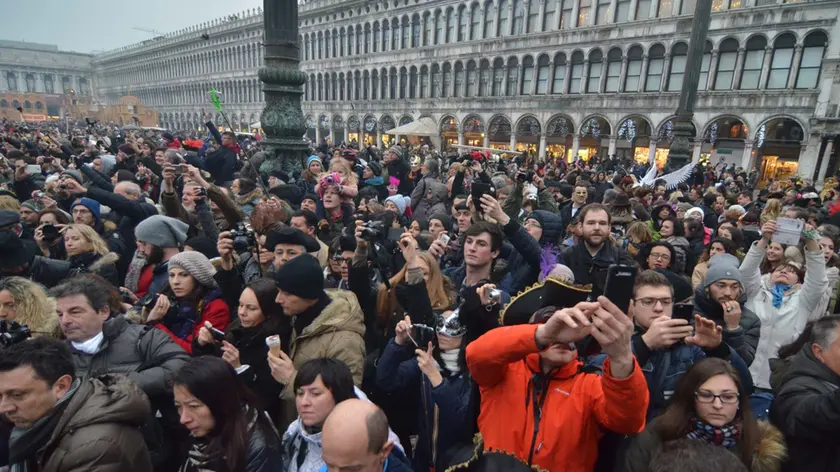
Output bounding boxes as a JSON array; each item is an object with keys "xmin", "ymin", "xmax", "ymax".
[{"xmin": 209, "ymin": 89, "xmax": 222, "ymax": 111}]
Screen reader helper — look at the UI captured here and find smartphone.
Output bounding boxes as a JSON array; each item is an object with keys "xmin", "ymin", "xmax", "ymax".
[
  {"xmin": 673, "ymin": 303, "xmax": 695, "ymax": 322},
  {"xmin": 603, "ymin": 265, "xmax": 638, "ymax": 314},
  {"xmin": 208, "ymin": 326, "xmax": 226, "ymax": 342},
  {"xmin": 471, "ymin": 182, "xmax": 496, "ymax": 212},
  {"xmin": 387, "ymin": 227, "xmax": 405, "ymax": 242},
  {"xmin": 438, "ymin": 233, "xmax": 451, "ymax": 246},
  {"xmin": 25, "ymin": 164, "xmax": 41, "ymax": 175}
]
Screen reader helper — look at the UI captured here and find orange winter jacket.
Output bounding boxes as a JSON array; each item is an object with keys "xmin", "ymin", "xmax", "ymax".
[{"xmin": 466, "ymin": 324, "xmax": 649, "ymax": 472}]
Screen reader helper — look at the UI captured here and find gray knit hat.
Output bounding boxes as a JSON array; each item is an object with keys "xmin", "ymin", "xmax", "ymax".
[
  {"xmin": 703, "ymin": 253, "xmax": 743, "ymax": 289},
  {"xmin": 135, "ymin": 215, "xmax": 189, "ymax": 248},
  {"xmin": 168, "ymin": 251, "xmax": 217, "ymax": 288}
]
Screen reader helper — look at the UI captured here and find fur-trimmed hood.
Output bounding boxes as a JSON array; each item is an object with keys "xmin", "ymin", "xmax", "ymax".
[{"xmin": 752, "ymin": 420, "xmax": 787, "ymax": 472}]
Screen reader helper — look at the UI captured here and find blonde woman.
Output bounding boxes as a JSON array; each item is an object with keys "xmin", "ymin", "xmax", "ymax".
[
  {"xmin": 63, "ymin": 224, "xmax": 120, "ymax": 287},
  {"xmin": 0, "ymin": 276, "xmax": 60, "ymax": 338}
]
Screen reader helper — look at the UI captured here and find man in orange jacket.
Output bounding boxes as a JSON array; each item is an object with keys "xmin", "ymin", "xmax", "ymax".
[{"xmin": 466, "ymin": 296, "xmax": 649, "ymax": 472}]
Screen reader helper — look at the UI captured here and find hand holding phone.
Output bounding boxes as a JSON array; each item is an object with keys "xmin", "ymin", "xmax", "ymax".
[{"xmin": 603, "ymin": 265, "xmax": 638, "ymax": 314}]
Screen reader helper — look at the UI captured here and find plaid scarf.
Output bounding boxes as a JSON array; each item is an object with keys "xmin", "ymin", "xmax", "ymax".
[{"xmin": 686, "ymin": 417, "xmax": 741, "ymax": 449}]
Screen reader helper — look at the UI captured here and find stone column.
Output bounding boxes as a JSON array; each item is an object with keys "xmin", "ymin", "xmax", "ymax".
[
  {"xmin": 458, "ymin": 132, "xmax": 465, "ymax": 147},
  {"xmin": 741, "ymin": 141, "xmax": 754, "ymax": 170},
  {"xmin": 580, "ymin": 60, "xmax": 590, "ymax": 94},
  {"xmin": 537, "ymin": 0, "xmax": 546, "ymax": 32},
  {"xmin": 732, "ymin": 48, "xmax": 746, "ymax": 90},
  {"xmin": 572, "ymin": 135, "xmax": 581, "ymax": 159},
  {"xmin": 547, "ymin": 61, "xmax": 556, "ymax": 94},
  {"xmin": 35, "ymin": 73, "xmax": 45, "ymax": 93},
  {"xmin": 539, "ymin": 134, "xmax": 547, "ymax": 158},
  {"xmin": 571, "ymin": 0, "xmax": 580, "ymax": 27},
  {"xmin": 608, "ymin": 136, "xmax": 617, "ymax": 155},
  {"xmin": 608, "ymin": 0, "xmax": 618, "ymax": 22},
  {"xmin": 618, "ymin": 57, "xmax": 628, "ymax": 92},
  {"xmin": 599, "ymin": 62, "xmax": 608, "ymax": 93},
  {"xmin": 787, "ymin": 45, "xmax": 803, "ymax": 89},
  {"xmin": 798, "ymin": 134, "xmax": 821, "ymax": 180},
  {"xmin": 648, "ymin": 0, "xmax": 658, "ymax": 18},
  {"xmin": 818, "ymin": 136, "xmax": 835, "ymax": 181},
  {"xmin": 315, "ymin": 126, "xmax": 322, "ymax": 145},
  {"xmin": 510, "ymin": 134, "xmax": 517, "ymax": 151},
  {"xmin": 706, "ymin": 51, "xmax": 720, "ymax": 89},
  {"xmin": 628, "ymin": 0, "xmax": 639, "ymax": 21},
  {"xmin": 638, "ymin": 55, "xmax": 649, "ymax": 92},
  {"xmin": 483, "ymin": 134, "xmax": 490, "ymax": 148},
  {"xmin": 673, "ymin": 0, "xmax": 683, "ymax": 16},
  {"xmin": 563, "ymin": 61, "xmax": 573, "ymax": 94},
  {"xmin": 501, "ymin": 67, "xmax": 509, "ymax": 96},
  {"xmin": 660, "ymin": 54, "xmax": 672, "ymax": 91},
  {"xmin": 377, "ymin": 129, "xmax": 383, "ymax": 147},
  {"xmin": 758, "ymin": 46, "xmax": 773, "ymax": 90},
  {"xmin": 648, "ymin": 141, "xmax": 657, "ymax": 166}
]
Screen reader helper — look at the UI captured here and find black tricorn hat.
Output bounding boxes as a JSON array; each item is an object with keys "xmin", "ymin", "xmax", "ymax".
[
  {"xmin": 499, "ymin": 278, "xmax": 591, "ymax": 326},
  {"xmin": 444, "ymin": 434, "xmax": 548, "ymax": 472}
]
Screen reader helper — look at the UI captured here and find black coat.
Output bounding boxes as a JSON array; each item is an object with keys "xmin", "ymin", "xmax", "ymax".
[
  {"xmin": 692, "ymin": 288, "xmax": 761, "ymax": 366},
  {"xmin": 386, "ymin": 157, "xmax": 413, "ymax": 195},
  {"xmin": 772, "ymin": 346, "xmax": 840, "ymax": 472},
  {"xmin": 560, "ymin": 241, "xmax": 636, "ymax": 297}
]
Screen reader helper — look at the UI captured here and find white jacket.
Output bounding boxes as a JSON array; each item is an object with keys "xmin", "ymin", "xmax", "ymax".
[{"xmin": 739, "ymin": 242, "xmax": 828, "ymax": 389}]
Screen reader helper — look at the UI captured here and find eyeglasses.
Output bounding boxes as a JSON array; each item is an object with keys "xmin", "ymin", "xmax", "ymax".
[
  {"xmin": 634, "ymin": 297, "xmax": 673, "ymax": 307},
  {"xmin": 695, "ymin": 391, "xmax": 740, "ymax": 404},
  {"xmin": 649, "ymin": 252, "xmax": 671, "ymax": 261},
  {"xmin": 331, "ymin": 256, "xmax": 352, "ymax": 265},
  {"xmin": 524, "ymin": 221, "xmax": 543, "ymax": 230}
]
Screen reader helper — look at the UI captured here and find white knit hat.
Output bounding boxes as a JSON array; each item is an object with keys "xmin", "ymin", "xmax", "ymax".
[{"xmin": 168, "ymin": 251, "xmax": 218, "ymax": 288}]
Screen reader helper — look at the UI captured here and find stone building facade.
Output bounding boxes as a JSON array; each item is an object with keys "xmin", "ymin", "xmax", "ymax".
[
  {"xmin": 0, "ymin": 40, "xmax": 94, "ymax": 120},
  {"xmin": 298, "ymin": 0, "xmax": 840, "ymax": 183}
]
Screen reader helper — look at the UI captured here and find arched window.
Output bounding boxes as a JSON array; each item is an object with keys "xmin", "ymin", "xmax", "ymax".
[
  {"xmin": 645, "ymin": 44, "xmax": 666, "ymax": 91},
  {"xmin": 423, "ymin": 13, "xmax": 432, "ymax": 46},
  {"xmin": 324, "ymin": 75, "xmax": 331, "ymax": 100},
  {"xmin": 420, "ymin": 66, "xmax": 429, "ymax": 98},
  {"xmin": 317, "ymin": 74, "xmax": 323, "ymax": 100},
  {"xmin": 400, "ymin": 67, "xmax": 408, "ymax": 98},
  {"xmin": 596, "ymin": 0, "xmax": 612, "ymax": 24},
  {"xmin": 470, "ymin": 4, "xmax": 481, "ymax": 40},
  {"xmin": 402, "ymin": 17, "xmax": 410, "ymax": 49},
  {"xmin": 466, "ymin": 60, "xmax": 477, "ymax": 97},
  {"xmin": 605, "ymin": 48, "xmax": 622, "ymax": 92},
  {"xmin": 454, "ymin": 62, "xmax": 464, "ymax": 97},
  {"xmin": 637, "ymin": 0, "xmax": 652, "ymax": 20},
  {"xmin": 390, "ymin": 20, "xmax": 398, "ymax": 50},
  {"xmin": 740, "ymin": 36, "xmax": 766, "ymax": 90},
  {"xmin": 543, "ymin": 0, "xmax": 556, "ymax": 31},
  {"xmin": 442, "ymin": 63, "xmax": 452, "ymax": 97},
  {"xmin": 435, "ymin": 10, "xmax": 444, "ymax": 44},
  {"xmin": 512, "ymin": 0, "xmax": 524, "ymax": 34},
  {"xmin": 527, "ymin": 0, "xmax": 539, "ymax": 32},
  {"xmin": 304, "ymin": 36, "xmax": 310, "ymax": 60},
  {"xmin": 432, "ymin": 64, "xmax": 441, "ymax": 98},
  {"xmin": 354, "ymin": 71, "xmax": 362, "ymax": 100},
  {"xmin": 324, "ymin": 31, "xmax": 330, "ymax": 58},
  {"xmin": 363, "ymin": 71, "xmax": 370, "ymax": 100},
  {"xmin": 668, "ymin": 42, "xmax": 688, "ymax": 91},
  {"xmin": 458, "ymin": 6, "xmax": 468, "ymax": 41},
  {"xmin": 412, "ymin": 14, "xmax": 420, "ymax": 47},
  {"xmin": 560, "ymin": 0, "xmax": 574, "ymax": 28},
  {"xmin": 479, "ymin": 59, "xmax": 491, "ymax": 96},
  {"xmin": 333, "ymin": 73, "xmax": 339, "ymax": 100},
  {"xmin": 410, "ymin": 66, "xmax": 418, "ymax": 98},
  {"xmin": 625, "ymin": 46, "xmax": 644, "ymax": 92},
  {"xmin": 579, "ymin": 0, "xmax": 592, "ymax": 25},
  {"xmin": 317, "ymin": 32, "xmax": 323, "ymax": 59},
  {"xmin": 484, "ymin": 1, "xmax": 495, "ymax": 38},
  {"xmin": 372, "ymin": 70, "xmax": 379, "ymax": 99},
  {"xmin": 506, "ymin": 57, "xmax": 519, "ymax": 95},
  {"xmin": 714, "ymin": 38, "xmax": 739, "ymax": 90},
  {"xmin": 552, "ymin": 53, "xmax": 567, "ymax": 94},
  {"xmin": 383, "ymin": 20, "xmax": 390, "ymax": 50},
  {"xmin": 698, "ymin": 41, "xmax": 713, "ymax": 90},
  {"xmin": 340, "ymin": 28, "xmax": 346, "ymax": 55},
  {"xmin": 616, "ymin": 0, "xmax": 631, "ymax": 22},
  {"xmin": 587, "ymin": 49, "xmax": 603, "ymax": 93},
  {"xmin": 570, "ymin": 51, "xmax": 584, "ymax": 94},
  {"xmin": 536, "ymin": 55, "xmax": 550, "ymax": 94},
  {"xmin": 767, "ymin": 33, "xmax": 795, "ymax": 89},
  {"xmin": 389, "ymin": 68, "xmax": 397, "ymax": 98},
  {"xmin": 521, "ymin": 56, "xmax": 534, "ymax": 94},
  {"xmin": 499, "ymin": 0, "xmax": 510, "ymax": 36},
  {"xmin": 796, "ymin": 32, "xmax": 827, "ymax": 89},
  {"xmin": 446, "ymin": 8, "xmax": 455, "ymax": 43},
  {"xmin": 365, "ymin": 24, "xmax": 372, "ymax": 53},
  {"xmin": 492, "ymin": 58, "xmax": 505, "ymax": 95},
  {"xmin": 373, "ymin": 23, "xmax": 380, "ymax": 53},
  {"xmin": 657, "ymin": 0, "xmax": 671, "ymax": 17},
  {"xmin": 348, "ymin": 28, "xmax": 355, "ymax": 55},
  {"xmin": 332, "ymin": 30, "xmax": 338, "ymax": 57}
]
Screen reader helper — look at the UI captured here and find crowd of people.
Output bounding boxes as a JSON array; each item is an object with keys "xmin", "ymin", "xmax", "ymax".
[{"xmin": 0, "ymin": 117, "xmax": 839, "ymax": 472}]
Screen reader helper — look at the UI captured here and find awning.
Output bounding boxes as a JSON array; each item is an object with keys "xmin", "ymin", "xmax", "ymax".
[{"xmin": 385, "ymin": 117, "xmax": 440, "ymax": 149}]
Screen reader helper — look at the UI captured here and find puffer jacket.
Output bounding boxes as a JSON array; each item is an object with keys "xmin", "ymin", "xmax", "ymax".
[
  {"xmin": 693, "ymin": 288, "xmax": 761, "ymax": 366},
  {"xmin": 31, "ymin": 375, "xmax": 152, "ymax": 472},
  {"xmin": 740, "ymin": 242, "xmax": 828, "ymax": 389},
  {"xmin": 67, "ymin": 252, "xmax": 120, "ymax": 287},
  {"xmin": 181, "ymin": 409, "xmax": 284, "ymax": 472},
  {"xmin": 624, "ymin": 418, "xmax": 787, "ymax": 472},
  {"xmin": 771, "ymin": 345, "xmax": 840, "ymax": 472},
  {"xmin": 812, "ymin": 265, "xmax": 840, "ymax": 318},
  {"xmin": 19, "ymin": 255, "xmax": 71, "ymax": 289},
  {"xmin": 70, "ymin": 316, "xmax": 190, "ymax": 399},
  {"xmin": 410, "ymin": 176, "xmax": 447, "ymax": 221}
]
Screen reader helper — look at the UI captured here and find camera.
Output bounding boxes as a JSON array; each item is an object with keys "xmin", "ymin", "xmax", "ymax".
[
  {"xmin": 360, "ymin": 220, "xmax": 385, "ymax": 241},
  {"xmin": 0, "ymin": 320, "xmax": 31, "ymax": 348},
  {"xmin": 59, "ymin": 183, "xmax": 67, "ymax": 190},
  {"xmin": 134, "ymin": 172, "xmax": 147, "ymax": 182},
  {"xmin": 487, "ymin": 289, "xmax": 503, "ymax": 305},
  {"xmin": 195, "ymin": 187, "xmax": 207, "ymax": 197},
  {"xmin": 34, "ymin": 191, "xmax": 45, "ymax": 200},
  {"xmin": 41, "ymin": 223, "xmax": 61, "ymax": 241},
  {"xmin": 231, "ymin": 222, "xmax": 256, "ymax": 252},
  {"xmin": 517, "ymin": 171, "xmax": 534, "ymax": 183},
  {"xmin": 323, "ymin": 174, "xmax": 338, "ymax": 186}
]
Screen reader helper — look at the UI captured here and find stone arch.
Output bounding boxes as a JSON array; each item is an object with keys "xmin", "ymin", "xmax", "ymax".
[
  {"xmin": 461, "ymin": 114, "xmax": 485, "ymax": 134},
  {"xmin": 514, "ymin": 114, "xmax": 541, "ymax": 138},
  {"xmin": 702, "ymin": 114, "xmax": 751, "ymax": 142},
  {"xmin": 579, "ymin": 114, "xmax": 613, "ymax": 136},
  {"xmin": 753, "ymin": 115, "xmax": 806, "ymax": 145}
]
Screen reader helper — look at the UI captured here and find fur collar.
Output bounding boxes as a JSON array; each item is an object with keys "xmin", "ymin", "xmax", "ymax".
[
  {"xmin": 234, "ymin": 187, "xmax": 264, "ymax": 206},
  {"xmin": 752, "ymin": 421, "xmax": 787, "ymax": 472}
]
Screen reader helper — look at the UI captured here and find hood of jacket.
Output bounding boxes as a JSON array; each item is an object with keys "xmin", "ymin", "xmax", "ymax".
[
  {"xmin": 425, "ymin": 178, "xmax": 448, "ymax": 205},
  {"xmin": 299, "ymin": 289, "xmax": 366, "ymax": 340},
  {"xmin": 529, "ymin": 210, "xmax": 564, "ymax": 245},
  {"xmin": 752, "ymin": 421, "xmax": 787, "ymax": 472},
  {"xmin": 234, "ymin": 187, "xmax": 264, "ymax": 207},
  {"xmin": 692, "ymin": 287, "xmax": 749, "ymax": 325},
  {"xmin": 664, "ymin": 236, "xmax": 690, "ymax": 249},
  {"xmin": 47, "ymin": 374, "xmax": 150, "ymax": 448}
]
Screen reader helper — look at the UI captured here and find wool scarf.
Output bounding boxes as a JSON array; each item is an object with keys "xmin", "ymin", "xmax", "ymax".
[
  {"xmin": 771, "ymin": 283, "xmax": 792, "ymax": 308},
  {"xmin": 686, "ymin": 417, "xmax": 741, "ymax": 449}
]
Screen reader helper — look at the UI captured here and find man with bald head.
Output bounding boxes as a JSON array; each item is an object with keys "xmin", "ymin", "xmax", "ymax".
[{"xmin": 320, "ymin": 399, "xmax": 413, "ymax": 472}]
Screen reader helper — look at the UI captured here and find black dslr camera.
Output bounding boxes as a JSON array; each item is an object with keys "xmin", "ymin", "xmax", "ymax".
[
  {"xmin": 41, "ymin": 223, "xmax": 61, "ymax": 242},
  {"xmin": 231, "ymin": 222, "xmax": 256, "ymax": 252},
  {"xmin": 0, "ymin": 320, "xmax": 31, "ymax": 348},
  {"xmin": 360, "ymin": 220, "xmax": 385, "ymax": 241}
]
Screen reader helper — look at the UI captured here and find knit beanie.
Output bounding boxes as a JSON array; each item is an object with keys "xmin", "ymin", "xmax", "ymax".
[
  {"xmin": 703, "ymin": 253, "xmax": 743, "ymax": 289},
  {"xmin": 71, "ymin": 198, "xmax": 101, "ymax": 225},
  {"xmin": 676, "ymin": 202, "xmax": 693, "ymax": 214},
  {"xmin": 118, "ymin": 144, "xmax": 136, "ymax": 156},
  {"xmin": 306, "ymin": 155, "xmax": 322, "ymax": 170},
  {"xmin": 168, "ymin": 251, "xmax": 218, "ymax": 288},
  {"xmin": 685, "ymin": 207, "xmax": 705, "ymax": 221},
  {"xmin": 60, "ymin": 169, "xmax": 83, "ymax": 184},
  {"xmin": 21, "ymin": 200, "xmax": 41, "ymax": 212},
  {"xmin": 135, "ymin": 215, "xmax": 189, "ymax": 248},
  {"xmin": 274, "ymin": 254, "xmax": 324, "ymax": 300},
  {"xmin": 429, "ymin": 213, "xmax": 452, "ymax": 230},
  {"xmin": 385, "ymin": 195, "xmax": 410, "ymax": 215},
  {"xmin": 367, "ymin": 161, "xmax": 382, "ymax": 177}
]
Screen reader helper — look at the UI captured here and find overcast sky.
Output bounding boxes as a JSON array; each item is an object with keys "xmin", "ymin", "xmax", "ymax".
[{"xmin": 2, "ymin": 0, "xmax": 264, "ymax": 54}]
